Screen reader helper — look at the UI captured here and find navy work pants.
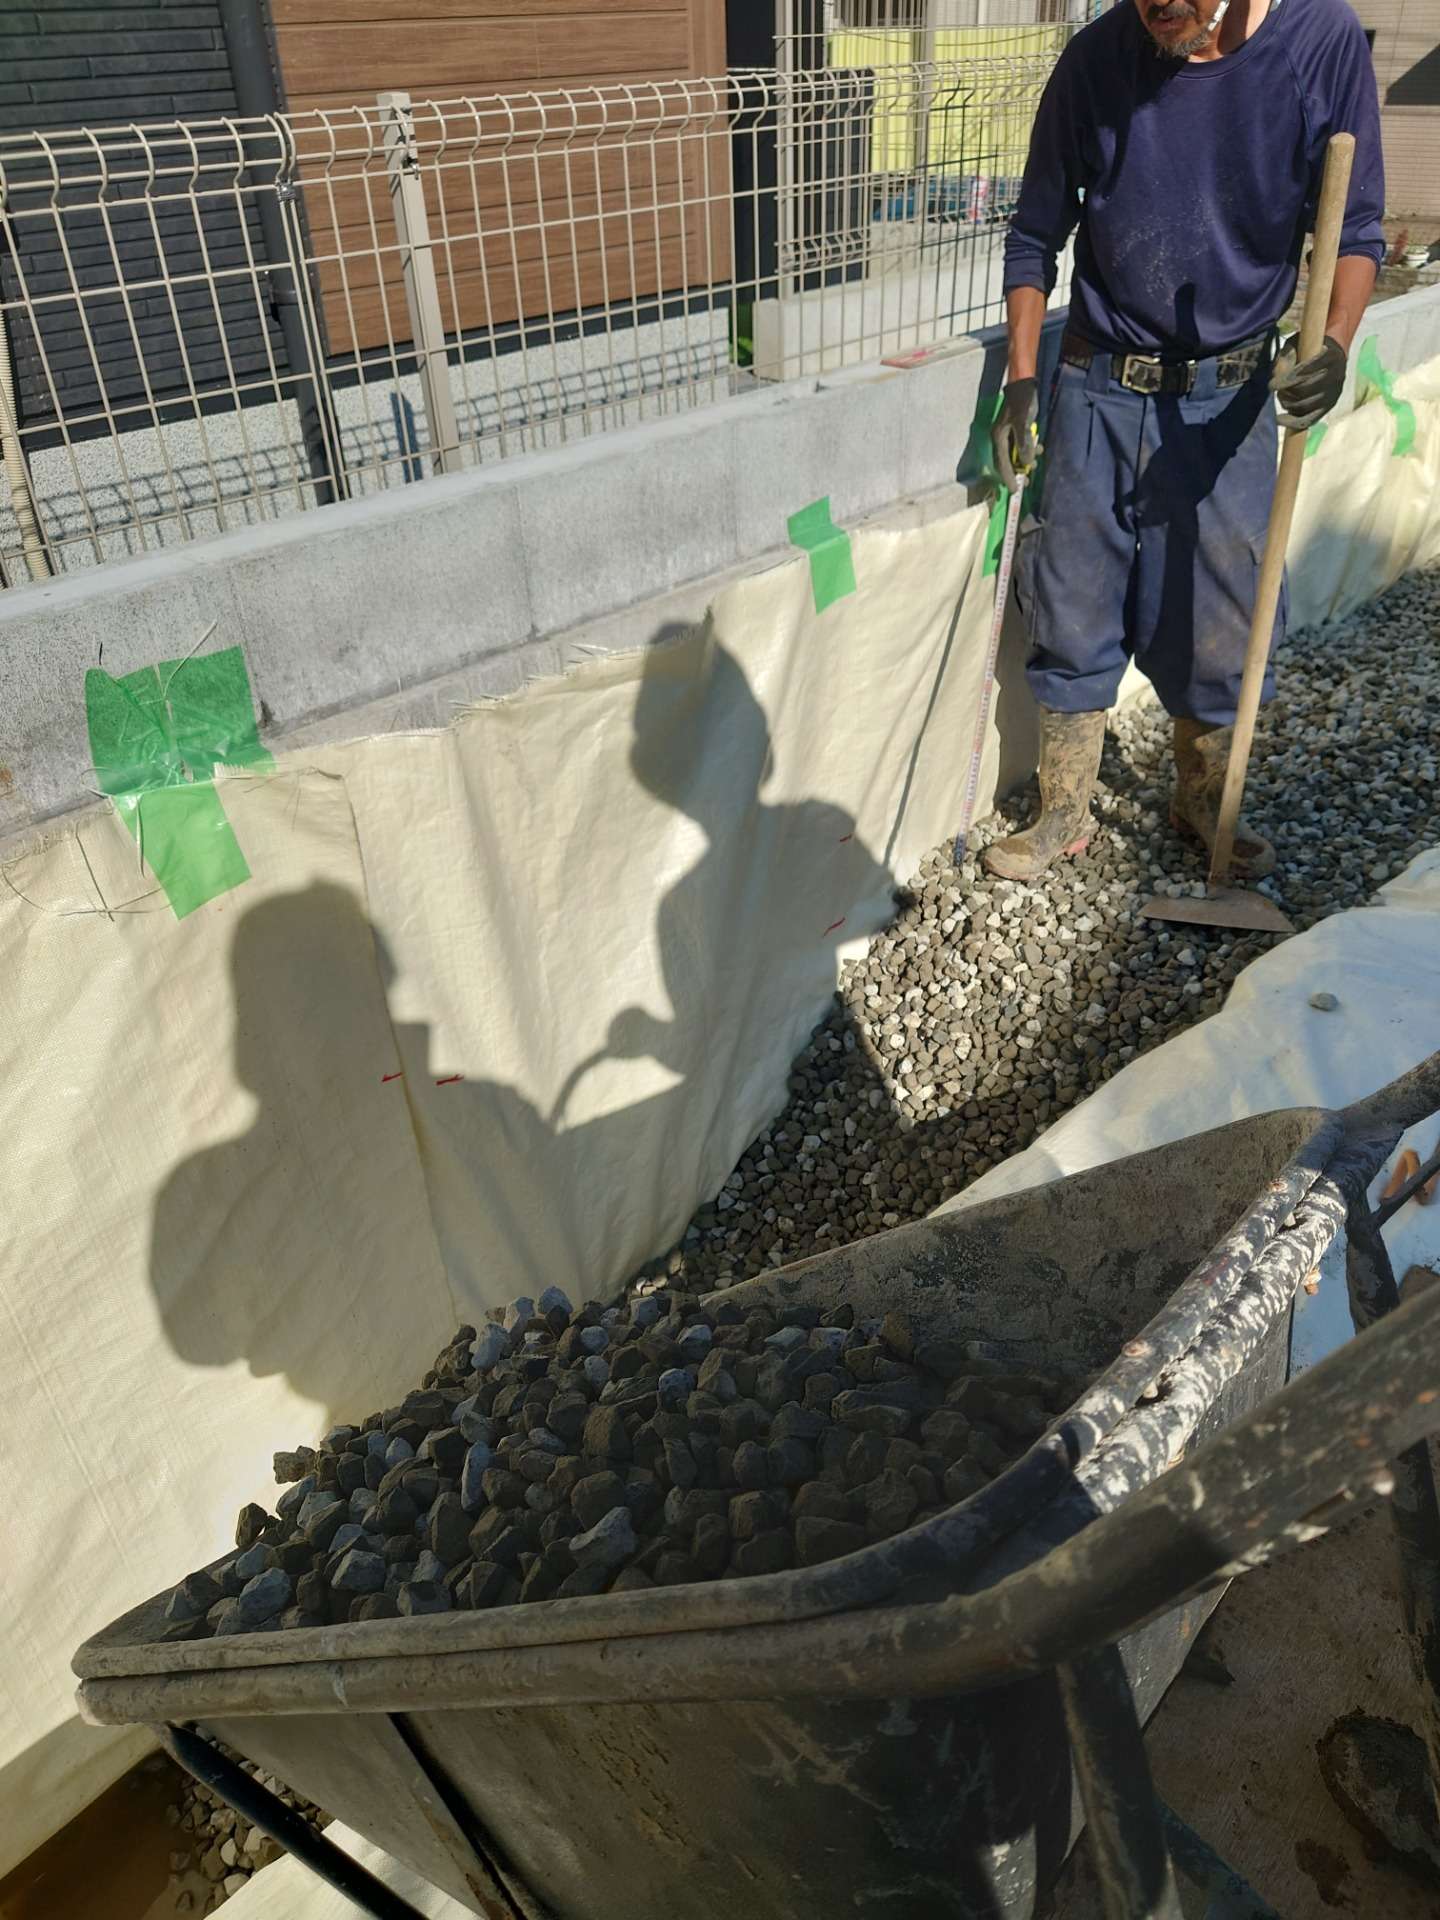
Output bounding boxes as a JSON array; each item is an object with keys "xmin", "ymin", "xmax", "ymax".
[{"xmin": 1016, "ymin": 348, "xmax": 1285, "ymax": 726}]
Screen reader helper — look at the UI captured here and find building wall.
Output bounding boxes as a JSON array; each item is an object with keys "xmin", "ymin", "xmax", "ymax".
[
  {"xmin": 1357, "ymin": 0, "xmax": 1440, "ymax": 217},
  {"xmin": 0, "ymin": 0, "xmax": 235, "ymax": 129},
  {"xmin": 268, "ymin": 0, "xmax": 724, "ymax": 110},
  {"xmin": 0, "ymin": 1, "xmax": 280, "ymax": 435},
  {"xmin": 267, "ymin": 0, "xmax": 731, "ymax": 354},
  {"xmin": 0, "ymin": 2, "xmax": 735, "ymax": 428}
]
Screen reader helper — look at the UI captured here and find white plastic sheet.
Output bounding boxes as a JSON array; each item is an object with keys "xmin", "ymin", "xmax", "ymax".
[
  {"xmin": 0, "ymin": 501, "xmax": 994, "ymax": 1867},
  {"xmin": 1288, "ymin": 356, "xmax": 1440, "ymax": 629},
  {"xmin": 221, "ymin": 1824, "xmax": 473, "ymax": 1920},
  {"xmin": 310, "ymin": 508, "xmax": 1000, "ymax": 1311},
  {"xmin": 0, "ymin": 774, "xmax": 455, "ymax": 1866}
]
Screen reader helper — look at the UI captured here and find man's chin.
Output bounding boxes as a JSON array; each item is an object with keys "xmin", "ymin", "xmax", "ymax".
[{"xmin": 1148, "ymin": 22, "xmax": 1211, "ymax": 56}]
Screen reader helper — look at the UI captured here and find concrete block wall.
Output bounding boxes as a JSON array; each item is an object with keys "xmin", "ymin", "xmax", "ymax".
[{"xmin": 5, "ymin": 283, "xmax": 1440, "ymax": 838}]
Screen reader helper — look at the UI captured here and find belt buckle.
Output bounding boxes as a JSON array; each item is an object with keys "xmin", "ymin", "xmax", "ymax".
[{"xmin": 1120, "ymin": 353, "xmax": 1165, "ymax": 395}]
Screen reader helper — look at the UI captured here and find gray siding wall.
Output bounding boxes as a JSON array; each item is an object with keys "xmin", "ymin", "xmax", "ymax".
[{"xmin": 0, "ymin": 1, "xmax": 286, "ymax": 437}]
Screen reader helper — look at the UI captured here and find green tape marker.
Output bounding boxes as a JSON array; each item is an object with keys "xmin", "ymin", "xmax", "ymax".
[
  {"xmin": 86, "ymin": 643, "xmax": 273, "ymax": 920},
  {"xmin": 1355, "ymin": 335, "xmax": 1416, "ymax": 458},
  {"xmin": 1304, "ymin": 422, "xmax": 1328, "ymax": 458},
  {"xmin": 165, "ymin": 646, "xmax": 273, "ymax": 779},
  {"xmin": 128, "ymin": 784, "xmax": 255, "ymax": 920},
  {"xmin": 787, "ymin": 496, "xmax": 857, "ymax": 614}
]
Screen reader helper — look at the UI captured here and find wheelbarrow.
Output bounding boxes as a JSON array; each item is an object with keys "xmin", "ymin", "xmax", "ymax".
[{"xmin": 75, "ymin": 1050, "xmax": 1440, "ymax": 1920}]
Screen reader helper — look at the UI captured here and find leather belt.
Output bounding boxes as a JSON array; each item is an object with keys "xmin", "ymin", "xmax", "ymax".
[{"xmin": 1060, "ymin": 328, "xmax": 1272, "ymax": 396}]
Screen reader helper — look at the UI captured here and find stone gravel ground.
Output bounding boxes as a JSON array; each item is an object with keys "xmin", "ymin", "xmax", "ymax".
[
  {"xmin": 654, "ymin": 561, "xmax": 1440, "ymax": 1294},
  {"xmin": 162, "ymin": 1743, "xmax": 330, "ymax": 1913}
]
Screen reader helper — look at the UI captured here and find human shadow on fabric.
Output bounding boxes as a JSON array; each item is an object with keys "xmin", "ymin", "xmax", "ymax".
[
  {"xmin": 548, "ymin": 629, "xmax": 898, "ymax": 1129},
  {"xmin": 148, "ymin": 876, "xmax": 596, "ymax": 1427},
  {"xmin": 146, "ymin": 881, "xmax": 451, "ymax": 1423},
  {"xmin": 148, "ymin": 632, "xmax": 901, "ymax": 1418}
]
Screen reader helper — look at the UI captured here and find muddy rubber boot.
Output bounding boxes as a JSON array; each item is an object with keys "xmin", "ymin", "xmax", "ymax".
[
  {"xmin": 982, "ymin": 708, "xmax": 1106, "ymax": 882},
  {"xmin": 1170, "ymin": 719, "xmax": 1276, "ymax": 881}
]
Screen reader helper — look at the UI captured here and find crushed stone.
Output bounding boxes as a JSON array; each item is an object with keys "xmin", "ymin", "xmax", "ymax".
[
  {"xmin": 169, "ymin": 1302, "xmax": 1065, "ymax": 1640},
  {"xmin": 161, "ymin": 1738, "xmax": 331, "ymax": 1912},
  {"xmin": 652, "ymin": 564, "xmax": 1440, "ymax": 1291}
]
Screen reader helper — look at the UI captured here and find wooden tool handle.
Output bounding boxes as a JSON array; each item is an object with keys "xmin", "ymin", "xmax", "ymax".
[{"xmin": 1208, "ymin": 132, "xmax": 1355, "ymax": 890}]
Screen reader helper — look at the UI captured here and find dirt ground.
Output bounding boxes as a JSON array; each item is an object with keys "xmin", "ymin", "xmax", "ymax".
[
  {"xmin": 1046, "ymin": 1504, "xmax": 1440, "ymax": 1918},
  {"xmin": 0, "ymin": 1753, "xmax": 208, "ymax": 1920}
]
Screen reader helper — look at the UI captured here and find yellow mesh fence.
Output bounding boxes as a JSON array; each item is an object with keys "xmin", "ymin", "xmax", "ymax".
[{"xmin": 830, "ymin": 26, "xmax": 1064, "ymax": 188}]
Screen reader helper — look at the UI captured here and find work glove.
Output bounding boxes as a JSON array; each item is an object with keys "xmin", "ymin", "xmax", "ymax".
[
  {"xmin": 992, "ymin": 376, "xmax": 1040, "ymax": 493},
  {"xmin": 1271, "ymin": 334, "xmax": 1346, "ymax": 431}
]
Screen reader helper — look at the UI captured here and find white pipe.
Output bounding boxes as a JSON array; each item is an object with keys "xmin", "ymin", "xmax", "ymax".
[{"xmin": 0, "ymin": 312, "xmax": 52, "ymax": 583}]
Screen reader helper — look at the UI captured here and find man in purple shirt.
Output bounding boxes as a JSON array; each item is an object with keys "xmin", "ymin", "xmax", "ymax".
[{"xmin": 983, "ymin": 0, "xmax": 1384, "ymax": 882}]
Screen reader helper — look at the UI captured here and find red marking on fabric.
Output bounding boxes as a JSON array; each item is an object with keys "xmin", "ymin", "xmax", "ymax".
[
  {"xmin": 436, "ymin": 1074, "xmax": 464, "ymax": 1086},
  {"xmin": 824, "ymin": 917, "xmax": 846, "ymax": 935},
  {"xmin": 382, "ymin": 1071, "xmax": 404, "ymax": 1083},
  {"xmin": 838, "ymin": 834, "xmax": 852, "ymax": 844}
]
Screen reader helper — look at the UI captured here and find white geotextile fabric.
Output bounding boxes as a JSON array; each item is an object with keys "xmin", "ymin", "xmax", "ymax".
[
  {"xmin": 0, "ymin": 775, "xmax": 457, "ymax": 1867},
  {"xmin": 0, "ymin": 503, "xmax": 995, "ymax": 1867},
  {"xmin": 221, "ymin": 1824, "xmax": 473, "ymax": 1920},
  {"xmin": 1288, "ymin": 354, "xmax": 1440, "ymax": 628},
  {"xmin": 948, "ymin": 847, "xmax": 1440, "ymax": 1370}
]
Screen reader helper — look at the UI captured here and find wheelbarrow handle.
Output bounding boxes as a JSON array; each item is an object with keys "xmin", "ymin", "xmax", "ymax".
[
  {"xmin": 712, "ymin": 1273, "xmax": 1440, "ymax": 1708},
  {"xmin": 1341, "ymin": 1045, "xmax": 1440, "ymax": 1143},
  {"xmin": 913, "ymin": 1270, "xmax": 1440, "ymax": 1689}
]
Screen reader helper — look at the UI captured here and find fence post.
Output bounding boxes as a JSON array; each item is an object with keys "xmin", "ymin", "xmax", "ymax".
[
  {"xmin": 219, "ymin": 0, "xmax": 344, "ymax": 505},
  {"xmin": 378, "ymin": 91, "xmax": 464, "ymax": 476}
]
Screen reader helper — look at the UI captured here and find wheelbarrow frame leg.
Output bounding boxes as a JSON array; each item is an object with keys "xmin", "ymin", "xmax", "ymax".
[
  {"xmin": 1343, "ymin": 1192, "xmax": 1440, "ymax": 1824},
  {"xmin": 1154, "ymin": 1802, "xmax": 1281, "ymax": 1919},
  {"xmin": 157, "ymin": 1722, "xmax": 431, "ymax": 1920},
  {"xmin": 1058, "ymin": 1645, "xmax": 1184, "ymax": 1919}
]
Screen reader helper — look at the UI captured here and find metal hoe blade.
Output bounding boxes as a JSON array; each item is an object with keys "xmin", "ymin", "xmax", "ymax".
[{"xmin": 1138, "ymin": 886, "xmax": 1294, "ymax": 934}]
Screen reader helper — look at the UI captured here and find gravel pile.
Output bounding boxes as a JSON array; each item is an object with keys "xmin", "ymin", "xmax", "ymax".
[
  {"xmin": 166, "ymin": 1297, "xmax": 1066, "ymax": 1635},
  {"xmin": 162, "ymin": 1740, "xmax": 330, "ymax": 1911},
  {"xmin": 655, "ymin": 563, "xmax": 1440, "ymax": 1290}
]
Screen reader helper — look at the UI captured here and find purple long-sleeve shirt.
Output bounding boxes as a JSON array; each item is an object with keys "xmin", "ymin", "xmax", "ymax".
[{"xmin": 1002, "ymin": 0, "xmax": 1385, "ymax": 354}]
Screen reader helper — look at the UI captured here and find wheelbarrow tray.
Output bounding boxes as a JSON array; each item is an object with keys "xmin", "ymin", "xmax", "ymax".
[{"xmin": 76, "ymin": 1104, "xmax": 1337, "ymax": 1919}]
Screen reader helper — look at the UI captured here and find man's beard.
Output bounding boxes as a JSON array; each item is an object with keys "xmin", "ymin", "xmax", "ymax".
[{"xmin": 1148, "ymin": 4, "xmax": 1215, "ymax": 56}]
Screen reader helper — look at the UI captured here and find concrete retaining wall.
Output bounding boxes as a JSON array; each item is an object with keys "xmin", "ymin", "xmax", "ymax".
[{"xmin": 5, "ymin": 283, "xmax": 1440, "ymax": 837}]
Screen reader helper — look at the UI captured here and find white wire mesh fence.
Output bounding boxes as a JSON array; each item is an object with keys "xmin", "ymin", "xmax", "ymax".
[{"xmin": 0, "ymin": 53, "xmax": 1066, "ymax": 583}]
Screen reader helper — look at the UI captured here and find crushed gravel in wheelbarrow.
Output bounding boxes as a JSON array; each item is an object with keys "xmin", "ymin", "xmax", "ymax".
[{"xmin": 165, "ymin": 1300, "xmax": 1068, "ymax": 1632}]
